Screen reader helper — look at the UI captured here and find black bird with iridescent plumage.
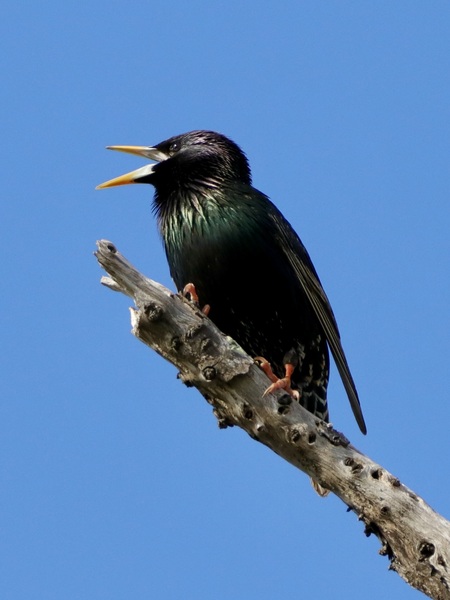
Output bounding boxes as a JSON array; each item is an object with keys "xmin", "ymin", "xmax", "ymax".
[{"xmin": 97, "ymin": 130, "xmax": 366, "ymax": 435}]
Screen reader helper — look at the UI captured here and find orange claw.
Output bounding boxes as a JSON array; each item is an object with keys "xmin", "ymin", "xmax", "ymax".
[
  {"xmin": 254, "ymin": 356, "xmax": 279, "ymax": 383},
  {"xmin": 183, "ymin": 283, "xmax": 199, "ymax": 304},
  {"xmin": 255, "ymin": 357, "xmax": 300, "ymax": 400},
  {"xmin": 183, "ymin": 283, "xmax": 210, "ymax": 315}
]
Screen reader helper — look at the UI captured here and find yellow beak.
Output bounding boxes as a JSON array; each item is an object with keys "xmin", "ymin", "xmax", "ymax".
[{"xmin": 96, "ymin": 145, "xmax": 168, "ymax": 189}]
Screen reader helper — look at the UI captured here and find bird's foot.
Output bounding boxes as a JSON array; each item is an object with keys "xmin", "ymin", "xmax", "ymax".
[
  {"xmin": 254, "ymin": 357, "xmax": 300, "ymax": 400},
  {"xmin": 254, "ymin": 356, "xmax": 279, "ymax": 383},
  {"xmin": 263, "ymin": 377, "xmax": 300, "ymax": 400},
  {"xmin": 183, "ymin": 283, "xmax": 210, "ymax": 316}
]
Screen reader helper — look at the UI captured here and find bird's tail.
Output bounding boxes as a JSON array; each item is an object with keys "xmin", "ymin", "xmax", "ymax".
[{"xmin": 299, "ymin": 387, "xmax": 329, "ymax": 424}]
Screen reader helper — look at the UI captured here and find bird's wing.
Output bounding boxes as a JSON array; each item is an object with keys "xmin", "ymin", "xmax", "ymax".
[{"xmin": 271, "ymin": 208, "xmax": 367, "ymax": 434}]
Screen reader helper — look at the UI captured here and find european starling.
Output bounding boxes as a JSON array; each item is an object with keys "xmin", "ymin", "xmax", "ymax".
[{"xmin": 97, "ymin": 130, "xmax": 366, "ymax": 435}]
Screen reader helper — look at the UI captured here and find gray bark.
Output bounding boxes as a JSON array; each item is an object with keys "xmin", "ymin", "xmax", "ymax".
[{"xmin": 95, "ymin": 239, "xmax": 450, "ymax": 599}]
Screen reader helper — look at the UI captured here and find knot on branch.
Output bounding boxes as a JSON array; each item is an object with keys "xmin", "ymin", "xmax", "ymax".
[
  {"xmin": 144, "ymin": 301, "xmax": 164, "ymax": 322},
  {"xmin": 419, "ymin": 541, "xmax": 435, "ymax": 561}
]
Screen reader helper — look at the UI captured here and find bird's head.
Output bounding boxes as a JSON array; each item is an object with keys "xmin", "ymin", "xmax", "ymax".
[{"xmin": 96, "ymin": 130, "xmax": 252, "ymax": 194}]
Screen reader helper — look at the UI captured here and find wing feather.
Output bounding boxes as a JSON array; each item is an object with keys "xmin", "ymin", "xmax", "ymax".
[{"xmin": 271, "ymin": 209, "xmax": 367, "ymax": 434}]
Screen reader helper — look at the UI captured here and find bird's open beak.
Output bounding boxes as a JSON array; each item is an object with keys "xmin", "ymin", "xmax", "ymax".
[{"xmin": 96, "ymin": 145, "xmax": 168, "ymax": 189}]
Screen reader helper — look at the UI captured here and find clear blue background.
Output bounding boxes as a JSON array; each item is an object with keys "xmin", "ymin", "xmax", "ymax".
[{"xmin": 2, "ymin": 2, "xmax": 449, "ymax": 598}]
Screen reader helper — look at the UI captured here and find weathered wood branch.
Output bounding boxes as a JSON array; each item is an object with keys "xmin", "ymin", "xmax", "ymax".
[{"xmin": 95, "ymin": 239, "xmax": 450, "ymax": 600}]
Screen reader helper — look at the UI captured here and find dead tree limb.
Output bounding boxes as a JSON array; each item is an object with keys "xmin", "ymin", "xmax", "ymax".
[{"xmin": 95, "ymin": 239, "xmax": 450, "ymax": 600}]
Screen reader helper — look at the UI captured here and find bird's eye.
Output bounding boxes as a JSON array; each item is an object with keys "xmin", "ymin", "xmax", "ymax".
[{"xmin": 169, "ymin": 141, "xmax": 180, "ymax": 155}]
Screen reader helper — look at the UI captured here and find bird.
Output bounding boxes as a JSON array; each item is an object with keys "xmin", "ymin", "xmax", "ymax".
[{"xmin": 97, "ymin": 130, "xmax": 366, "ymax": 437}]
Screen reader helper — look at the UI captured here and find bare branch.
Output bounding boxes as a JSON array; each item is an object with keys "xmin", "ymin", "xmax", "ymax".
[{"xmin": 95, "ymin": 239, "xmax": 450, "ymax": 600}]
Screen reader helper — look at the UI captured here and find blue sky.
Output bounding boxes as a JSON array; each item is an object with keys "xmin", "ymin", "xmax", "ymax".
[{"xmin": 2, "ymin": 2, "xmax": 449, "ymax": 598}]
